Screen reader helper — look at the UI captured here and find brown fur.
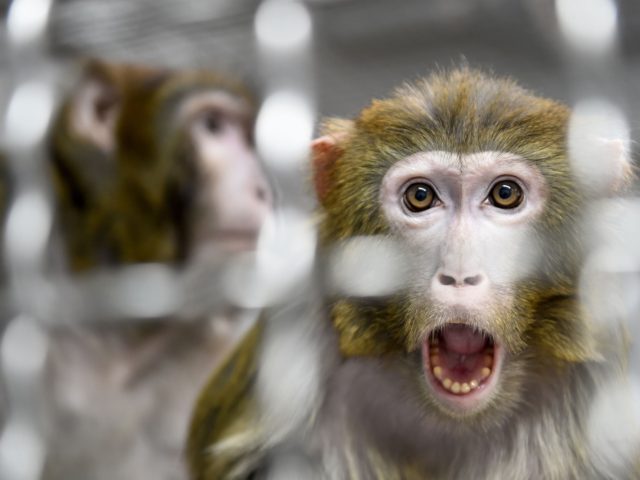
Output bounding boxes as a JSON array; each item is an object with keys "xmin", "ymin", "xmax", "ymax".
[
  {"xmin": 44, "ymin": 60, "xmax": 260, "ymax": 480},
  {"xmin": 49, "ymin": 60, "xmax": 255, "ymax": 269},
  {"xmin": 187, "ymin": 69, "xmax": 638, "ymax": 479}
]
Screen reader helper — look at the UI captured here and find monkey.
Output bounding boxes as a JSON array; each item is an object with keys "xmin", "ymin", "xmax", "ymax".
[
  {"xmin": 187, "ymin": 68, "xmax": 639, "ymax": 479},
  {"xmin": 41, "ymin": 60, "xmax": 271, "ymax": 480},
  {"xmin": 49, "ymin": 60, "xmax": 270, "ymax": 270}
]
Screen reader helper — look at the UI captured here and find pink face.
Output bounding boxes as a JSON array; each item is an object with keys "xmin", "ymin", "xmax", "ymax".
[
  {"xmin": 179, "ymin": 91, "xmax": 272, "ymax": 261},
  {"xmin": 380, "ymin": 151, "xmax": 548, "ymax": 413}
]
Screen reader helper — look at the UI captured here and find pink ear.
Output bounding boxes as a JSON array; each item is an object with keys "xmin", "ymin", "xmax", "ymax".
[
  {"xmin": 68, "ymin": 66, "xmax": 120, "ymax": 153},
  {"xmin": 311, "ymin": 135, "xmax": 343, "ymax": 205}
]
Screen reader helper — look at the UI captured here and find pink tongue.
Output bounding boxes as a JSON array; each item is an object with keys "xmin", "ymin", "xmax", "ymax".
[{"xmin": 441, "ymin": 325, "xmax": 486, "ymax": 355}]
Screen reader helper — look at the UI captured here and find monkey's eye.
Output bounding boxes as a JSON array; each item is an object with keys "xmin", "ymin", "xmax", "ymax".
[
  {"xmin": 201, "ymin": 110, "xmax": 224, "ymax": 134},
  {"xmin": 403, "ymin": 183, "xmax": 437, "ymax": 212},
  {"xmin": 489, "ymin": 180, "xmax": 523, "ymax": 209}
]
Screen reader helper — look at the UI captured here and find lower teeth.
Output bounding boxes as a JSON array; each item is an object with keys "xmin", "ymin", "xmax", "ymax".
[{"xmin": 430, "ymin": 345, "xmax": 493, "ymax": 395}]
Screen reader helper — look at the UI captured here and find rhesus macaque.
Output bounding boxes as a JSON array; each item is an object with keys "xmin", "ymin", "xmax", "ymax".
[
  {"xmin": 50, "ymin": 60, "xmax": 270, "ymax": 270},
  {"xmin": 188, "ymin": 69, "xmax": 638, "ymax": 479},
  {"xmin": 43, "ymin": 60, "xmax": 271, "ymax": 480}
]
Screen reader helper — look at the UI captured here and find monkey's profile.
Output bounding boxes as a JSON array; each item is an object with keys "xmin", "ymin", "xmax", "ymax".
[
  {"xmin": 50, "ymin": 60, "xmax": 270, "ymax": 270},
  {"xmin": 43, "ymin": 61, "xmax": 270, "ymax": 480},
  {"xmin": 188, "ymin": 69, "xmax": 638, "ymax": 479}
]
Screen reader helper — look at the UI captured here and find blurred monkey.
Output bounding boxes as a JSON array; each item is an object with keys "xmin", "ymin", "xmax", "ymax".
[
  {"xmin": 50, "ymin": 60, "xmax": 270, "ymax": 269},
  {"xmin": 43, "ymin": 60, "xmax": 271, "ymax": 480}
]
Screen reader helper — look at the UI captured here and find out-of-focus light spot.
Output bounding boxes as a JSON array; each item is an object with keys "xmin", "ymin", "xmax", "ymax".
[
  {"xmin": 589, "ymin": 246, "xmax": 640, "ymax": 275},
  {"xmin": 1, "ymin": 315, "xmax": 48, "ymax": 380},
  {"xmin": 580, "ymin": 198, "xmax": 640, "ymax": 332},
  {"xmin": 256, "ymin": 209, "xmax": 316, "ymax": 293},
  {"xmin": 587, "ymin": 378, "xmax": 640, "ymax": 476},
  {"xmin": 555, "ymin": 0, "xmax": 618, "ymax": 54},
  {"xmin": 109, "ymin": 265, "xmax": 179, "ymax": 319},
  {"xmin": 0, "ymin": 421, "xmax": 45, "ymax": 480},
  {"xmin": 255, "ymin": 90, "xmax": 314, "ymax": 168},
  {"xmin": 482, "ymin": 226, "xmax": 542, "ymax": 285},
  {"xmin": 580, "ymin": 199, "xmax": 640, "ymax": 329},
  {"xmin": 5, "ymin": 191, "xmax": 52, "ymax": 266},
  {"xmin": 255, "ymin": 0, "xmax": 312, "ymax": 51},
  {"xmin": 224, "ymin": 210, "xmax": 316, "ymax": 308},
  {"xmin": 258, "ymin": 324, "xmax": 320, "ymax": 434},
  {"xmin": 6, "ymin": 0, "xmax": 53, "ymax": 45},
  {"xmin": 4, "ymin": 81, "xmax": 55, "ymax": 150},
  {"xmin": 568, "ymin": 99, "xmax": 630, "ymax": 194},
  {"xmin": 584, "ymin": 199, "xmax": 640, "ymax": 261},
  {"xmin": 220, "ymin": 252, "xmax": 263, "ymax": 309},
  {"xmin": 580, "ymin": 247, "xmax": 640, "ymax": 327},
  {"xmin": 330, "ymin": 236, "xmax": 408, "ymax": 297}
]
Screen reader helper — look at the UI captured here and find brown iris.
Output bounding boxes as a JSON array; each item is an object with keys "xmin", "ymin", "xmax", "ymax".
[
  {"xmin": 404, "ymin": 183, "xmax": 436, "ymax": 212},
  {"xmin": 489, "ymin": 180, "xmax": 523, "ymax": 209}
]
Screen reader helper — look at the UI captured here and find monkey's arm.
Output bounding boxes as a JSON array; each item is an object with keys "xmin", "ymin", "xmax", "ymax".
[{"xmin": 187, "ymin": 318, "xmax": 268, "ymax": 480}]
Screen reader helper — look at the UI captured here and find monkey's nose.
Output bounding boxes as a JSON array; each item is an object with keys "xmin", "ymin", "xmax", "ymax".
[{"xmin": 437, "ymin": 272, "xmax": 485, "ymax": 287}]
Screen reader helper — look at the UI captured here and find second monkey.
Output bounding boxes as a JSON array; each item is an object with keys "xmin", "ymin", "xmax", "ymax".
[{"xmin": 44, "ymin": 60, "xmax": 271, "ymax": 480}]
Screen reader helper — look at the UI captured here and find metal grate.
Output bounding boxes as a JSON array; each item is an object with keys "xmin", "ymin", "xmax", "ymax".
[{"xmin": 0, "ymin": 0, "xmax": 638, "ymax": 479}]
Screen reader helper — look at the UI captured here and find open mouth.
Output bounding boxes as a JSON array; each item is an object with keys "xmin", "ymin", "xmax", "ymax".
[{"xmin": 422, "ymin": 323, "xmax": 503, "ymax": 411}]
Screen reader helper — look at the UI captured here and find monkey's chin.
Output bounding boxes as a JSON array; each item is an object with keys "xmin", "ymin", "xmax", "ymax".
[
  {"xmin": 193, "ymin": 229, "xmax": 260, "ymax": 256},
  {"xmin": 421, "ymin": 324, "xmax": 504, "ymax": 415}
]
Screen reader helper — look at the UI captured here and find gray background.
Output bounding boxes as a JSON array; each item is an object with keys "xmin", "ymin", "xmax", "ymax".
[{"xmin": 45, "ymin": 0, "xmax": 640, "ymax": 125}]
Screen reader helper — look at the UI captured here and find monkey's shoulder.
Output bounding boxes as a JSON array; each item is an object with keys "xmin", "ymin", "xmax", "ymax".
[{"xmin": 187, "ymin": 317, "xmax": 269, "ymax": 480}]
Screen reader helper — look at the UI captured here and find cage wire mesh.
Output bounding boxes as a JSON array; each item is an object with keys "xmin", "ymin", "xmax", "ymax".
[{"xmin": 0, "ymin": 0, "xmax": 637, "ymax": 479}]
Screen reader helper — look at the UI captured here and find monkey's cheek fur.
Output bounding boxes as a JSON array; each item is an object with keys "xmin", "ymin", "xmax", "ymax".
[{"xmin": 421, "ymin": 323, "xmax": 505, "ymax": 414}]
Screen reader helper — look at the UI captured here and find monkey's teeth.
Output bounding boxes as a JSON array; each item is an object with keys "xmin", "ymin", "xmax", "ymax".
[
  {"xmin": 436, "ymin": 372, "xmax": 490, "ymax": 395},
  {"xmin": 429, "ymin": 349, "xmax": 493, "ymax": 395},
  {"xmin": 438, "ymin": 375, "xmax": 488, "ymax": 394},
  {"xmin": 426, "ymin": 328, "xmax": 496, "ymax": 396}
]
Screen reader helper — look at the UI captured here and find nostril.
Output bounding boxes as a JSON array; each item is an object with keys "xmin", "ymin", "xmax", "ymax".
[
  {"xmin": 463, "ymin": 274, "xmax": 483, "ymax": 286},
  {"xmin": 438, "ymin": 274, "xmax": 456, "ymax": 286},
  {"xmin": 437, "ymin": 272, "xmax": 484, "ymax": 287}
]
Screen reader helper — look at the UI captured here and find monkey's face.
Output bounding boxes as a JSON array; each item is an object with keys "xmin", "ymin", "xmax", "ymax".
[
  {"xmin": 315, "ymin": 69, "xmax": 630, "ymax": 426},
  {"xmin": 380, "ymin": 150, "xmax": 550, "ymax": 418},
  {"xmin": 52, "ymin": 61, "xmax": 272, "ymax": 267},
  {"xmin": 173, "ymin": 88, "xmax": 272, "ymax": 262},
  {"xmin": 312, "ymin": 69, "xmax": 620, "ymax": 427}
]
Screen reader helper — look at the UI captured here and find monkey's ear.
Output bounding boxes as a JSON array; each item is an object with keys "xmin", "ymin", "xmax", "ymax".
[
  {"xmin": 67, "ymin": 61, "xmax": 120, "ymax": 153},
  {"xmin": 311, "ymin": 119, "xmax": 354, "ymax": 205}
]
